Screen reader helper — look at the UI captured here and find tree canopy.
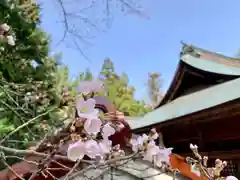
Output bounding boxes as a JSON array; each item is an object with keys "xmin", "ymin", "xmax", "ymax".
[
  {"xmin": 0, "ymin": 0, "xmax": 62, "ymax": 159},
  {"xmin": 0, "ymin": 0, "xmax": 152, "ymax": 169}
]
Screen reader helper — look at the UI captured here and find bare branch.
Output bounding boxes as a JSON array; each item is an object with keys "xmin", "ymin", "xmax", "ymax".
[
  {"xmin": 1, "ymin": 158, "xmax": 25, "ymax": 180},
  {"xmin": 38, "ymin": 0, "xmax": 149, "ymax": 58}
]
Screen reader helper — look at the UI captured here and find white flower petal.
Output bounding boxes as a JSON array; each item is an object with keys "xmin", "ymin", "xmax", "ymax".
[
  {"xmin": 144, "ymin": 142, "xmax": 159, "ymax": 162},
  {"xmin": 84, "ymin": 118, "xmax": 102, "ymax": 135},
  {"xmin": 190, "ymin": 143, "xmax": 194, "ymax": 149},
  {"xmin": 77, "ymin": 80, "xmax": 104, "ymax": 93},
  {"xmin": 102, "ymin": 123, "xmax": 116, "ymax": 138},
  {"xmin": 77, "ymin": 81, "xmax": 92, "ymax": 94},
  {"xmin": 76, "ymin": 97, "xmax": 85, "ymax": 111},
  {"xmin": 151, "ymin": 133, "xmax": 159, "ymax": 140},
  {"xmin": 99, "ymin": 139, "xmax": 112, "ymax": 154},
  {"xmin": 67, "ymin": 141, "xmax": 85, "ymax": 161},
  {"xmin": 142, "ymin": 134, "xmax": 149, "ymax": 142},
  {"xmin": 92, "ymin": 80, "xmax": 104, "ymax": 92},
  {"xmin": 226, "ymin": 176, "xmax": 238, "ymax": 180},
  {"xmin": 85, "ymin": 140, "xmax": 101, "ymax": 158},
  {"xmin": 85, "ymin": 98, "xmax": 96, "ymax": 112}
]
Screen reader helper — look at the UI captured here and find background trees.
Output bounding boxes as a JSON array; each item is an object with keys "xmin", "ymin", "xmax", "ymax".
[
  {"xmin": 99, "ymin": 58, "xmax": 152, "ymax": 116},
  {"xmin": 147, "ymin": 73, "xmax": 163, "ymax": 108},
  {"xmin": 0, "ymin": 0, "xmax": 61, "ymax": 161},
  {"xmin": 0, "ymin": 0, "xmax": 158, "ymax": 169}
]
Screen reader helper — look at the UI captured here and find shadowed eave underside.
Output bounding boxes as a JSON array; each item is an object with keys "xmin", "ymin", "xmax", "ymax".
[{"xmin": 127, "ymin": 77, "xmax": 240, "ymax": 130}]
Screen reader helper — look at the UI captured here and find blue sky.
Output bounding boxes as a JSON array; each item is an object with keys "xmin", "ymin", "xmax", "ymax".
[{"xmin": 39, "ymin": 0, "xmax": 240, "ymax": 101}]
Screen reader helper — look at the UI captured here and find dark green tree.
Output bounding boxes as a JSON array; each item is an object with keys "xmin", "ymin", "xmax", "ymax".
[{"xmin": 0, "ymin": 0, "xmax": 63, "ymax": 157}]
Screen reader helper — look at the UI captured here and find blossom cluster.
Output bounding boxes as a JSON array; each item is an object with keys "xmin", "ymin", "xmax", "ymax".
[
  {"xmin": 67, "ymin": 80, "xmax": 124, "ymax": 162},
  {"xmin": 0, "ymin": 23, "xmax": 15, "ymax": 46},
  {"xmin": 66, "ymin": 80, "xmax": 172, "ymax": 169},
  {"xmin": 130, "ymin": 129, "xmax": 173, "ymax": 168},
  {"xmin": 188, "ymin": 143, "xmax": 238, "ymax": 180},
  {"xmin": 66, "ymin": 80, "xmax": 238, "ymax": 180}
]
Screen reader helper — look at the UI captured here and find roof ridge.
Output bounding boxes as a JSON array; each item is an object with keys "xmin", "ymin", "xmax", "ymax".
[{"xmin": 180, "ymin": 41, "xmax": 240, "ymax": 61}]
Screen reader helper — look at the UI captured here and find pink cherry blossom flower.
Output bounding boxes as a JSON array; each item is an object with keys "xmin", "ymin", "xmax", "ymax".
[
  {"xmin": 101, "ymin": 123, "xmax": 115, "ymax": 138},
  {"xmin": 226, "ymin": 176, "xmax": 238, "ymax": 180},
  {"xmin": 85, "ymin": 139, "xmax": 102, "ymax": 158},
  {"xmin": 150, "ymin": 128, "xmax": 159, "ymax": 140},
  {"xmin": 99, "ymin": 139, "xmax": 112, "ymax": 154},
  {"xmin": 76, "ymin": 97, "xmax": 98, "ymax": 119},
  {"xmin": 130, "ymin": 134, "xmax": 148, "ymax": 152},
  {"xmin": 84, "ymin": 118, "xmax": 102, "ymax": 135},
  {"xmin": 190, "ymin": 143, "xmax": 198, "ymax": 150},
  {"xmin": 155, "ymin": 147, "xmax": 173, "ymax": 167},
  {"xmin": 143, "ymin": 140, "xmax": 159, "ymax": 162},
  {"xmin": 67, "ymin": 140, "xmax": 85, "ymax": 161},
  {"xmin": 77, "ymin": 80, "xmax": 104, "ymax": 94}
]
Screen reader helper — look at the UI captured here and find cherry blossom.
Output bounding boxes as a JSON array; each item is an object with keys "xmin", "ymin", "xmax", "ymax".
[
  {"xmin": 85, "ymin": 139, "xmax": 102, "ymax": 158},
  {"xmin": 155, "ymin": 148, "xmax": 173, "ymax": 167},
  {"xmin": 130, "ymin": 133, "xmax": 148, "ymax": 152},
  {"xmin": 143, "ymin": 140, "xmax": 159, "ymax": 162},
  {"xmin": 76, "ymin": 97, "xmax": 98, "ymax": 119},
  {"xmin": 67, "ymin": 140, "xmax": 85, "ymax": 161},
  {"xmin": 226, "ymin": 176, "xmax": 238, "ymax": 180},
  {"xmin": 102, "ymin": 123, "xmax": 115, "ymax": 138},
  {"xmin": 99, "ymin": 139, "xmax": 112, "ymax": 154},
  {"xmin": 150, "ymin": 128, "xmax": 159, "ymax": 140},
  {"xmin": 190, "ymin": 143, "xmax": 198, "ymax": 149},
  {"xmin": 77, "ymin": 80, "xmax": 104, "ymax": 94},
  {"xmin": 84, "ymin": 118, "xmax": 102, "ymax": 135}
]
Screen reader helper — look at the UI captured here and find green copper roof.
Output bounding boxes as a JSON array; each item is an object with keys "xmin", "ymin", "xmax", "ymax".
[
  {"xmin": 181, "ymin": 42, "xmax": 240, "ymax": 61},
  {"xmin": 182, "ymin": 54, "xmax": 240, "ymax": 76},
  {"xmin": 127, "ymin": 77, "xmax": 240, "ymax": 130},
  {"xmin": 157, "ymin": 43, "xmax": 240, "ymax": 107}
]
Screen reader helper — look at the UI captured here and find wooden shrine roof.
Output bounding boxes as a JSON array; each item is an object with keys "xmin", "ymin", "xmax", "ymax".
[
  {"xmin": 181, "ymin": 53, "xmax": 240, "ymax": 76},
  {"xmin": 158, "ymin": 42, "xmax": 240, "ymax": 107},
  {"xmin": 127, "ymin": 77, "xmax": 240, "ymax": 130}
]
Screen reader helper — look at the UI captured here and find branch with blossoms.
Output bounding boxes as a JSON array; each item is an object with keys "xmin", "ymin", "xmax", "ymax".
[
  {"xmin": 0, "ymin": 80, "xmax": 239, "ymax": 180},
  {"xmin": 0, "ymin": 80, "xmax": 174, "ymax": 180},
  {"xmin": 185, "ymin": 144, "xmax": 238, "ymax": 180}
]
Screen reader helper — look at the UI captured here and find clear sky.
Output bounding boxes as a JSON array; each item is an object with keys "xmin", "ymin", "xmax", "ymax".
[{"xmin": 39, "ymin": 0, "xmax": 240, "ymax": 101}]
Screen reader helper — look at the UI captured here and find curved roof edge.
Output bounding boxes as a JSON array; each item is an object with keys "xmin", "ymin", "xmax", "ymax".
[
  {"xmin": 182, "ymin": 54, "xmax": 240, "ymax": 76},
  {"xmin": 157, "ymin": 42, "xmax": 240, "ymax": 107},
  {"xmin": 181, "ymin": 41, "xmax": 240, "ymax": 63},
  {"xmin": 128, "ymin": 77, "xmax": 240, "ymax": 130}
]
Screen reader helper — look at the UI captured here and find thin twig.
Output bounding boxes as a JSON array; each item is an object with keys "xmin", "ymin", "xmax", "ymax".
[
  {"xmin": 1, "ymin": 158, "xmax": 25, "ymax": 180},
  {"xmin": 63, "ymin": 159, "xmax": 81, "ymax": 180},
  {"xmin": 6, "ymin": 155, "xmax": 38, "ymax": 165},
  {"xmin": 0, "ymin": 107, "xmax": 57, "ymax": 144}
]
